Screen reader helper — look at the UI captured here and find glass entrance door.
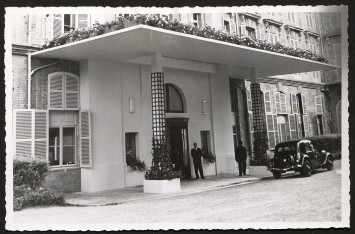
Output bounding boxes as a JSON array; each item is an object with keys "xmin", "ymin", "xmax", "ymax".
[{"xmin": 166, "ymin": 118, "xmax": 190, "ymax": 179}]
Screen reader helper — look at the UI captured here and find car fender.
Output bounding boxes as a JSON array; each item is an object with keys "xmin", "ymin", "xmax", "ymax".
[{"xmin": 324, "ymin": 152, "xmax": 333, "ymax": 163}]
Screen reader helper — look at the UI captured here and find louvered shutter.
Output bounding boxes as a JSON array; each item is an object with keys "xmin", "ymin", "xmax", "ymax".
[
  {"xmin": 246, "ymin": 89, "xmax": 252, "ymax": 112},
  {"xmin": 296, "ymin": 114, "xmax": 303, "ymax": 138},
  {"xmin": 266, "ymin": 114, "xmax": 278, "ymax": 149},
  {"xmin": 303, "ymin": 115, "xmax": 310, "ymax": 137},
  {"xmin": 291, "ymin": 93, "xmax": 298, "ymax": 114},
  {"xmin": 240, "ymin": 25, "xmax": 246, "ymax": 36},
  {"xmin": 322, "ymin": 114, "xmax": 328, "ymax": 135},
  {"xmin": 80, "ymin": 110, "xmax": 92, "ymax": 168},
  {"xmin": 275, "ymin": 92, "xmax": 281, "ymax": 113},
  {"xmin": 48, "ymin": 73, "xmax": 64, "ymax": 109},
  {"xmin": 65, "ymin": 73, "xmax": 79, "ymax": 109},
  {"xmin": 315, "ymin": 95, "xmax": 323, "ymax": 115},
  {"xmin": 77, "ymin": 14, "xmax": 89, "ymax": 29},
  {"xmin": 53, "ymin": 14, "xmax": 63, "ymax": 38},
  {"xmin": 301, "ymin": 94, "xmax": 307, "ymax": 114},
  {"xmin": 14, "ymin": 110, "xmax": 33, "ymax": 157},
  {"xmin": 288, "ymin": 114, "xmax": 297, "ymax": 139},
  {"xmin": 14, "ymin": 110, "xmax": 48, "ymax": 159},
  {"xmin": 280, "ymin": 93, "xmax": 287, "ymax": 114},
  {"xmin": 34, "ymin": 110, "xmax": 48, "ymax": 160},
  {"xmin": 230, "ymin": 21, "xmax": 236, "ymax": 34},
  {"xmin": 264, "ymin": 91, "xmax": 272, "ymax": 113}
]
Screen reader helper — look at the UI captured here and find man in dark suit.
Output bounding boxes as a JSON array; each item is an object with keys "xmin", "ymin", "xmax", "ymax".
[
  {"xmin": 191, "ymin": 142, "xmax": 205, "ymax": 179},
  {"xmin": 235, "ymin": 140, "xmax": 247, "ymax": 176}
]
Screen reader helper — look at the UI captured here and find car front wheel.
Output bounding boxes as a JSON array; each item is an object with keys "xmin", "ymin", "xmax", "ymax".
[
  {"xmin": 301, "ymin": 160, "xmax": 311, "ymax": 177},
  {"xmin": 326, "ymin": 157, "xmax": 334, "ymax": 171},
  {"xmin": 273, "ymin": 172, "xmax": 281, "ymax": 179}
]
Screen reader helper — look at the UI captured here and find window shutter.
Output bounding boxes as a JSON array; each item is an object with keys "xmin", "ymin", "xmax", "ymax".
[
  {"xmin": 315, "ymin": 95, "xmax": 323, "ymax": 115},
  {"xmin": 264, "ymin": 91, "xmax": 272, "ymax": 113},
  {"xmin": 303, "ymin": 115, "xmax": 310, "ymax": 137},
  {"xmin": 77, "ymin": 14, "xmax": 89, "ymax": 29},
  {"xmin": 240, "ymin": 25, "xmax": 246, "ymax": 36},
  {"xmin": 280, "ymin": 93, "xmax": 287, "ymax": 114},
  {"xmin": 291, "ymin": 93, "xmax": 298, "ymax": 114},
  {"xmin": 14, "ymin": 110, "xmax": 48, "ymax": 159},
  {"xmin": 14, "ymin": 110, "xmax": 33, "ymax": 157},
  {"xmin": 322, "ymin": 114, "xmax": 328, "ymax": 134},
  {"xmin": 275, "ymin": 92, "xmax": 281, "ymax": 113},
  {"xmin": 301, "ymin": 94, "xmax": 307, "ymax": 114},
  {"xmin": 246, "ymin": 89, "xmax": 252, "ymax": 112},
  {"xmin": 53, "ymin": 14, "xmax": 63, "ymax": 38},
  {"xmin": 266, "ymin": 114, "xmax": 278, "ymax": 149},
  {"xmin": 230, "ymin": 22, "xmax": 236, "ymax": 34},
  {"xmin": 80, "ymin": 110, "xmax": 92, "ymax": 168},
  {"xmin": 256, "ymin": 29, "xmax": 263, "ymax": 40},
  {"xmin": 48, "ymin": 73, "xmax": 64, "ymax": 109},
  {"xmin": 288, "ymin": 114, "xmax": 297, "ymax": 139},
  {"xmin": 65, "ymin": 73, "xmax": 79, "ymax": 109},
  {"xmin": 34, "ymin": 110, "xmax": 48, "ymax": 160}
]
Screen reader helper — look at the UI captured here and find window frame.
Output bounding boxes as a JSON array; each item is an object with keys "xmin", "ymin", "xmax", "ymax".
[
  {"xmin": 125, "ymin": 132, "xmax": 139, "ymax": 163},
  {"xmin": 49, "ymin": 125, "xmax": 77, "ymax": 168},
  {"xmin": 164, "ymin": 84, "xmax": 184, "ymax": 113}
]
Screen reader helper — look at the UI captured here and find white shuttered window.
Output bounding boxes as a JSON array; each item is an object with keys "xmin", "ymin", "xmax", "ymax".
[
  {"xmin": 266, "ymin": 114, "xmax": 279, "ymax": 149},
  {"xmin": 288, "ymin": 114, "xmax": 298, "ymax": 139},
  {"xmin": 14, "ymin": 110, "xmax": 48, "ymax": 159},
  {"xmin": 303, "ymin": 115, "xmax": 310, "ymax": 137},
  {"xmin": 290, "ymin": 93, "xmax": 299, "ymax": 114},
  {"xmin": 48, "ymin": 72, "xmax": 79, "ymax": 110},
  {"xmin": 80, "ymin": 110, "xmax": 92, "ymax": 168},
  {"xmin": 315, "ymin": 95, "xmax": 324, "ymax": 115}
]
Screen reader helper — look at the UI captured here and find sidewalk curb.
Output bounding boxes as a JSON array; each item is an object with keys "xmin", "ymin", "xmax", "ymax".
[{"xmin": 65, "ymin": 176, "xmax": 268, "ymax": 207}]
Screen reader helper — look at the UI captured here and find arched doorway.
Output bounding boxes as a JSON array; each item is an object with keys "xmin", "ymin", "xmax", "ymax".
[
  {"xmin": 164, "ymin": 84, "xmax": 191, "ymax": 179},
  {"xmin": 336, "ymin": 100, "xmax": 341, "ymax": 133}
]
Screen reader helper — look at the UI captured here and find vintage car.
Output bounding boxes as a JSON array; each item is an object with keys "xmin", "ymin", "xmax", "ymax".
[{"xmin": 269, "ymin": 139, "xmax": 334, "ymax": 179}]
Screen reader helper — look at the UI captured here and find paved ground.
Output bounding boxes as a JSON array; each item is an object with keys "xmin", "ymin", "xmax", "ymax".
[{"xmin": 9, "ymin": 160, "xmax": 342, "ymax": 230}]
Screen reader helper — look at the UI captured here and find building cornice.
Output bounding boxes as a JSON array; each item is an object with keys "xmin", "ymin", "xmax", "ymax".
[
  {"xmin": 12, "ymin": 44, "xmax": 41, "ymax": 55},
  {"xmin": 263, "ymin": 18, "xmax": 283, "ymax": 27},
  {"xmin": 260, "ymin": 76, "xmax": 325, "ymax": 89},
  {"xmin": 284, "ymin": 24, "xmax": 303, "ymax": 33},
  {"xmin": 238, "ymin": 12, "xmax": 261, "ymax": 20},
  {"xmin": 303, "ymin": 30, "xmax": 320, "ymax": 38}
]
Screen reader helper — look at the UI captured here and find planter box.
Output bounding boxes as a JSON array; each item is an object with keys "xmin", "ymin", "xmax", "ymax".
[
  {"xmin": 143, "ymin": 178, "xmax": 181, "ymax": 194},
  {"xmin": 249, "ymin": 166, "xmax": 272, "ymax": 177}
]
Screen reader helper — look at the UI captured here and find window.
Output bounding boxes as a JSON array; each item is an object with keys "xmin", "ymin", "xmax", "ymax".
[
  {"xmin": 200, "ymin": 131, "xmax": 211, "ymax": 156},
  {"xmin": 268, "ymin": 33, "xmax": 279, "ymax": 44},
  {"xmin": 330, "ymin": 13, "xmax": 340, "ymax": 29},
  {"xmin": 266, "ymin": 114, "xmax": 279, "ymax": 149},
  {"xmin": 246, "ymin": 26, "xmax": 256, "ymax": 39},
  {"xmin": 264, "ymin": 91, "xmax": 272, "ymax": 113},
  {"xmin": 288, "ymin": 12, "xmax": 296, "ymax": 23},
  {"xmin": 305, "ymin": 12, "xmax": 312, "ymax": 28},
  {"xmin": 164, "ymin": 84, "xmax": 184, "ymax": 113},
  {"xmin": 49, "ymin": 127, "xmax": 76, "ymax": 166},
  {"xmin": 223, "ymin": 20, "xmax": 230, "ymax": 33},
  {"xmin": 52, "ymin": 14, "xmax": 89, "ymax": 38},
  {"xmin": 246, "ymin": 88, "xmax": 254, "ymax": 152},
  {"xmin": 275, "ymin": 92, "xmax": 287, "ymax": 114},
  {"xmin": 278, "ymin": 115, "xmax": 288, "ymax": 142},
  {"xmin": 297, "ymin": 93, "xmax": 307, "ymax": 115},
  {"xmin": 309, "ymin": 43, "xmax": 318, "ymax": 54},
  {"xmin": 48, "ymin": 72, "xmax": 80, "ymax": 110},
  {"xmin": 246, "ymin": 89, "xmax": 252, "ymax": 112},
  {"xmin": 290, "ymin": 38, "xmax": 298, "ymax": 49},
  {"xmin": 192, "ymin": 13, "xmax": 202, "ymax": 27},
  {"xmin": 267, "ymin": 12, "xmax": 276, "ymax": 17},
  {"xmin": 232, "ymin": 126, "xmax": 238, "ymax": 149},
  {"xmin": 288, "ymin": 114, "xmax": 298, "ymax": 139},
  {"xmin": 315, "ymin": 95, "xmax": 324, "ymax": 115},
  {"xmin": 333, "ymin": 44, "xmax": 341, "ymax": 66},
  {"xmin": 290, "ymin": 93, "xmax": 299, "ymax": 114},
  {"xmin": 125, "ymin": 133, "xmax": 138, "ymax": 162}
]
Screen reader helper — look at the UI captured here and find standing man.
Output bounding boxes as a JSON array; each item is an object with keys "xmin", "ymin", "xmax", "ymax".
[
  {"xmin": 191, "ymin": 142, "xmax": 205, "ymax": 179},
  {"xmin": 235, "ymin": 140, "xmax": 247, "ymax": 176}
]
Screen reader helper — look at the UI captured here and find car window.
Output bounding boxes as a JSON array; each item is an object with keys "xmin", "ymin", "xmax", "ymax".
[{"xmin": 300, "ymin": 143, "xmax": 307, "ymax": 154}]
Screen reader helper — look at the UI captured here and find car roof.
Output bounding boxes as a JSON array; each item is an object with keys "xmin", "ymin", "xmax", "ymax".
[{"xmin": 276, "ymin": 139, "xmax": 311, "ymax": 146}]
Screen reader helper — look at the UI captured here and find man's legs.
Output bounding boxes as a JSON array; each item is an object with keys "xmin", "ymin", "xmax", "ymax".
[
  {"xmin": 198, "ymin": 159, "xmax": 205, "ymax": 179},
  {"xmin": 193, "ymin": 160, "xmax": 199, "ymax": 179},
  {"xmin": 242, "ymin": 160, "xmax": 247, "ymax": 175},
  {"xmin": 238, "ymin": 161, "xmax": 243, "ymax": 176}
]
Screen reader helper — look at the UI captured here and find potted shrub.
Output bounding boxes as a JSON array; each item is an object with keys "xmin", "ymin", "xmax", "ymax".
[
  {"xmin": 202, "ymin": 151, "xmax": 216, "ymax": 164},
  {"xmin": 144, "ymin": 136, "xmax": 182, "ymax": 193},
  {"xmin": 126, "ymin": 151, "xmax": 147, "ymax": 172},
  {"xmin": 249, "ymin": 129, "xmax": 272, "ymax": 177}
]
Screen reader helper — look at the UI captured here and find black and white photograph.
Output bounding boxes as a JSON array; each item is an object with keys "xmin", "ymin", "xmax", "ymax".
[{"xmin": 4, "ymin": 5, "xmax": 349, "ymax": 230}]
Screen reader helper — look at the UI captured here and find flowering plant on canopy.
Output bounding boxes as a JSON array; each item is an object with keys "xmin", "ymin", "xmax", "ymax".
[{"xmin": 41, "ymin": 14, "xmax": 328, "ymax": 63}]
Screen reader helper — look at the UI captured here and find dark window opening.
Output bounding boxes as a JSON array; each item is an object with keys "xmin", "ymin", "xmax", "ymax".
[{"xmin": 164, "ymin": 84, "xmax": 184, "ymax": 113}]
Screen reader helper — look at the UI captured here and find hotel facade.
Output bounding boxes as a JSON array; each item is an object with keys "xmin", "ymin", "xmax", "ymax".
[{"xmin": 9, "ymin": 9, "xmax": 343, "ymax": 192}]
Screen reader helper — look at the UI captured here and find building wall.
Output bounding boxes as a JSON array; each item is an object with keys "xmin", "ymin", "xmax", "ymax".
[{"xmin": 43, "ymin": 168, "xmax": 81, "ymax": 193}]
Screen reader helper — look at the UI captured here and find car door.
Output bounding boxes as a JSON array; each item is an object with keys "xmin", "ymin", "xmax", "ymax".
[{"xmin": 306, "ymin": 142, "xmax": 318, "ymax": 168}]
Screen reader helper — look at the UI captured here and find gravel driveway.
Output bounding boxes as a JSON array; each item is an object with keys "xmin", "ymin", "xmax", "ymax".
[{"xmin": 9, "ymin": 160, "xmax": 343, "ymax": 230}]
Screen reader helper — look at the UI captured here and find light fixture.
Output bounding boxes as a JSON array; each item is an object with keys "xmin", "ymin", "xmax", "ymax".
[
  {"xmin": 202, "ymin": 100, "xmax": 207, "ymax": 115},
  {"xmin": 129, "ymin": 97, "xmax": 135, "ymax": 113}
]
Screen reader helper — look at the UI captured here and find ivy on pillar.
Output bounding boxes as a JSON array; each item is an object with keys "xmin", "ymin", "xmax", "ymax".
[
  {"xmin": 145, "ymin": 53, "xmax": 181, "ymax": 180},
  {"xmin": 250, "ymin": 81, "xmax": 269, "ymax": 166}
]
